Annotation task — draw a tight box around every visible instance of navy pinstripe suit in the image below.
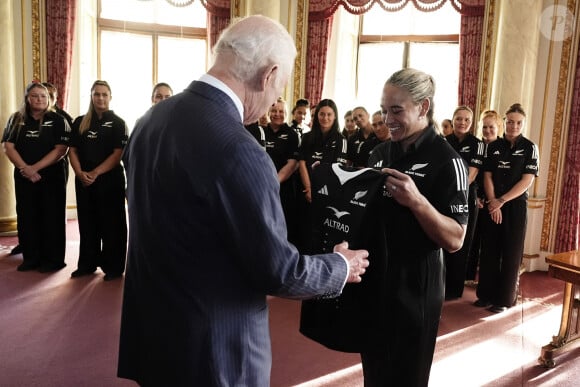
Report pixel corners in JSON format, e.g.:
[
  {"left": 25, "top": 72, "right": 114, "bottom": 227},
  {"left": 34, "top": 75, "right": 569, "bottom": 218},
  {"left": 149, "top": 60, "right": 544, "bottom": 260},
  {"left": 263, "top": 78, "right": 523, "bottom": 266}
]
[{"left": 118, "top": 80, "right": 348, "bottom": 386}]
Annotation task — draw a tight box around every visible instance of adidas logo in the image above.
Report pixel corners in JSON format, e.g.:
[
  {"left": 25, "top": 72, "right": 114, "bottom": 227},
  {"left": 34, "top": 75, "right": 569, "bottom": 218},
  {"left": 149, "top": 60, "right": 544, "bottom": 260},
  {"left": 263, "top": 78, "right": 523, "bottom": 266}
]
[
  {"left": 373, "top": 160, "right": 383, "bottom": 168},
  {"left": 317, "top": 185, "right": 329, "bottom": 195}
]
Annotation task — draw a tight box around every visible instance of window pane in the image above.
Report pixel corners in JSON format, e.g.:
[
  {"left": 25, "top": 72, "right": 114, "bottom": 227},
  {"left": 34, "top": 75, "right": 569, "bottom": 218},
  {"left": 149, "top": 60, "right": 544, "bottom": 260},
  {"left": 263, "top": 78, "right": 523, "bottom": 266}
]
[
  {"left": 158, "top": 36, "right": 207, "bottom": 94},
  {"left": 356, "top": 42, "right": 405, "bottom": 114},
  {"left": 100, "top": 0, "right": 206, "bottom": 28},
  {"left": 362, "top": 2, "right": 460, "bottom": 35},
  {"left": 408, "top": 42, "right": 460, "bottom": 121},
  {"left": 100, "top": 30, "right": 153, "bottom": 130}
]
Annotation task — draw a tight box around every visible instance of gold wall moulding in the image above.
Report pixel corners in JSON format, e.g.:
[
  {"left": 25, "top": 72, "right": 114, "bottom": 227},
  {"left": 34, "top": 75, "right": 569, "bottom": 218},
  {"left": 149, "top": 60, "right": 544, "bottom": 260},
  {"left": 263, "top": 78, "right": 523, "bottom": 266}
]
[
  {"left": 31, "top": 0, "right": 41, "bottom": 81},
  {"left": 541, "top": 0, "right": 577, "bottom": 251}
]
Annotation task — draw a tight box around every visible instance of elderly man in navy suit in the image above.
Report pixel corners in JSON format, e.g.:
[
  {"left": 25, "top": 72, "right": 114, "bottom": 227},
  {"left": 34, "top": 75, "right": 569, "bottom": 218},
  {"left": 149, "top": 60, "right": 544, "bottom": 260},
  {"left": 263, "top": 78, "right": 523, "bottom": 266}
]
[{"left": 118, "top": 15, "right": 370, "bottom": 386}]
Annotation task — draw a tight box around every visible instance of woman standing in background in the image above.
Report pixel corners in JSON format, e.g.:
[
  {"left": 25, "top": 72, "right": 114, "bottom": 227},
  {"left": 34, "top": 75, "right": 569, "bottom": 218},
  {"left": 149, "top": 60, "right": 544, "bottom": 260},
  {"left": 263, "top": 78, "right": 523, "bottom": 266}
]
[
  {"left": 296, "top": 99, "right": 347, "bottom": 253},
  {"left": 475, "top": 103, "right": 539, "bottom": 313},
  {"left": 466, "top": 110, "right": 502, "bottom": 286},
  {"left": 443, "top": 106, "right": 484, "bottom": 299},
  {"left": 69, "top": 80, "right": 128, "bottom": 281},
  {"left": 2, "top": 82, "right": 70, "bottom": 272}
]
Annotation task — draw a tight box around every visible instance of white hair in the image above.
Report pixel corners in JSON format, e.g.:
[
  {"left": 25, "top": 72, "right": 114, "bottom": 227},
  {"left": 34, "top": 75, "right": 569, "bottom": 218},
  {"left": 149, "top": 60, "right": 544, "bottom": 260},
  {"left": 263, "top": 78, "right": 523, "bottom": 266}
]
[{"left": 212, "top": 15, "right": 296, "bottom": 87}]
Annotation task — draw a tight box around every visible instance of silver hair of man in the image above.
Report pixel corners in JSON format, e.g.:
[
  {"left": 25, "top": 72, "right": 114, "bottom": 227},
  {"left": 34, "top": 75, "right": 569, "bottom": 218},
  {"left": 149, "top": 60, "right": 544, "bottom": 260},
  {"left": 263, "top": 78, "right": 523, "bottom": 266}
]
[{"left": 212, "top": 15, "right": 297, "bottom": 89}]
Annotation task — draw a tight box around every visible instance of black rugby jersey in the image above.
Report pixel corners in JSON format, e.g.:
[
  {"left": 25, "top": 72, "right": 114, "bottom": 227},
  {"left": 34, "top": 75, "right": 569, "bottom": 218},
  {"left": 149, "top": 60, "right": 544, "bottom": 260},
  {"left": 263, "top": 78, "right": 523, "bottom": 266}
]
[
  {"left": 483, "top": 134, "right": 539, "bottom": 200},
  {"left": 367, "top": 140, "right": 392, "bottom": 168},
  {"left": 300, "top": 163, "right": 389, "bottom": 352}
]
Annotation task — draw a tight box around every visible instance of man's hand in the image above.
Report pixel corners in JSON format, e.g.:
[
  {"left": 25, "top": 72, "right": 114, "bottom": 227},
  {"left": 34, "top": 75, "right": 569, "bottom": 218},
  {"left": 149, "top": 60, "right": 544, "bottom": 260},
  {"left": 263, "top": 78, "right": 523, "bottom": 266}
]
[{"left": 334, "top": 241, "right": 369, "bottom": 283}]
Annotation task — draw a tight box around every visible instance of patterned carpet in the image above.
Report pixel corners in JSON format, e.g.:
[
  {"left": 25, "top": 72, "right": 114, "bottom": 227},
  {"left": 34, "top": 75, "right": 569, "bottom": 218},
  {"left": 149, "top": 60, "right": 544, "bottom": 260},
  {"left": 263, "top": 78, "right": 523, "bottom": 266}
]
[{"left": 1, "top": 222, "right": 579, "bottom": 386}]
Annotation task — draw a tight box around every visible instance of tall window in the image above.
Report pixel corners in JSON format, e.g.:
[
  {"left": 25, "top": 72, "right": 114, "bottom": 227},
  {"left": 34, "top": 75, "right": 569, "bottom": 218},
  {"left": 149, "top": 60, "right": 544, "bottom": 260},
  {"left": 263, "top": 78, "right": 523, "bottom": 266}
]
[
  {"left": 325, "top": 3, "right": 460, "bottom": 125},
  {"left": 97, "top": 0, "right": 208, "bottom": 129}
]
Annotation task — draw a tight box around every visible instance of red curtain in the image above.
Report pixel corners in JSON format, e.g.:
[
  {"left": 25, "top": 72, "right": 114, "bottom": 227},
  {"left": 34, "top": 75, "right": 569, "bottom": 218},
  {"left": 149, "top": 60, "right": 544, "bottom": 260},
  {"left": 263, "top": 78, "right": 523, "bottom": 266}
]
[
  {"left": 304, "top": 17, "right": 334, "bottom": 106},
  {"left": 201, "top": 0, "right": 230, "bottom": 48},
  {"left": 306, "top": 0, "right": 484, "bottom": 109},
  {"left": 45, "top": 0, "right": 76, "bottom": 110},
  {"left": 554, "top": 50, "right": 580, "bottom": 252},
  {"left": 457, "top": 2, "right": 485, "bottom": 108}
]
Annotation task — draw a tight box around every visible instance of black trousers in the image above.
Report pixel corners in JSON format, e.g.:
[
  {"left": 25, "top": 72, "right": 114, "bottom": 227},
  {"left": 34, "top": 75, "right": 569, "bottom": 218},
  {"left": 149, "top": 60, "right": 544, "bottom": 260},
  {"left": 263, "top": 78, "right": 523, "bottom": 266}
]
[
  {"left": 477, "top": 200, "right": 527, "bottom": 307},
  {"left": 444, "top": 184, "right": 479, "bottom": 298},
  {"left": 75, "top": 168, "right": 127, "bottom": 275},
  {"left": 466, "top": 202, "right": 486, "bottom": 281},
  {"left": 361, "top": 252, "right": 444, "bottom": 387},
  {"left": 14, "top": 171, "right": 66, "bottom": 267}
]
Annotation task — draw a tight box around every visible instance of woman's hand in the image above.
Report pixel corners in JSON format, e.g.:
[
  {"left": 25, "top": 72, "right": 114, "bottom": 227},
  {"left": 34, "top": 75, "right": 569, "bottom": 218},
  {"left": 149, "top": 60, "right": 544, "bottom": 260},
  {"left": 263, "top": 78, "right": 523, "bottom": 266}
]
[
  {"left": 78, "top": 171, "right": 96, "bottom": 187},
  {"left": 19, "top": 165, "right": 41, "bottom": 183},
  {"left": 487, "top": 197, "right": 505, "bottom": 213},
  {"left": 303, "top": 187, "right": 312, "bottom": 203}
]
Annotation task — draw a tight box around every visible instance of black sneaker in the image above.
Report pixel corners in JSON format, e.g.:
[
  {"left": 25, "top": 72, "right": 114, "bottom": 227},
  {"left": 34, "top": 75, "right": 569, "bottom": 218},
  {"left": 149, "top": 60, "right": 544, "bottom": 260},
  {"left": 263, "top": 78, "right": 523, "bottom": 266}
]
[
  {"left": 103, "top": 273, "right": 123, "bottom": 281},
  {"left": 488, "top": 305, "right": 508, "bottom": 313},
  {"left": 473, "top": 299, "right": 491, "bottom": 307},
  {"left": 71, "top": 268, "right": 97, "bottom": 278},
  {"left": 10, "top": 245, "right": 22, "bottom": 255}
]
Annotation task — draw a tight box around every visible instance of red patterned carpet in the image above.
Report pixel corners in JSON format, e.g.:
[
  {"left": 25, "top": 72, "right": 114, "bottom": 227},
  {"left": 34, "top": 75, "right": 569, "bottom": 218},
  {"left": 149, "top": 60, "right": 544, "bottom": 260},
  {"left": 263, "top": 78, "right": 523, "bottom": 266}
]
[{"left": 0, "top": 221, "right": 579, "bottom": 386}]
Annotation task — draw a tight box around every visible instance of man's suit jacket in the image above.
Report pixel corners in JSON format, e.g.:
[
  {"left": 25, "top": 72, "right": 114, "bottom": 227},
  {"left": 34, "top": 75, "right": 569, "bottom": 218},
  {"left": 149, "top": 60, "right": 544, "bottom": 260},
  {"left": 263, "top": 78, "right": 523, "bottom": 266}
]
[{"left": 117, "top": 80, "right": 348, "bottom": 386}]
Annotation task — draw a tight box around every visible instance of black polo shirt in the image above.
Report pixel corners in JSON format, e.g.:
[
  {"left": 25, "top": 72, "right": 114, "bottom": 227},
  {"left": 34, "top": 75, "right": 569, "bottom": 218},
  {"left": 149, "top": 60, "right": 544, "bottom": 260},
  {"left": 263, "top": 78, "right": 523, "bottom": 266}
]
[
  {"left": 4, "top": 111, "right": 70, "bottom": 178},
  {"left": 264, "top": 123, "right": 299, "bottom": 172},
  {"left": 383, "top": 126, "right": 469, "bottom": 255},
  {"left": 347, "top": 130, "right": 381, "bottom": 168},
  {"left": 71, "top": 110, "right": 127, "bottom": 171},
  {"left": 445, "top": 132, "right": 484, "bottom": 172},
  {"left": 483, "top": 135, "right": 539, "bottom": 200},
  {"left": 298, "top": 130, "right": 348, "bottom": 173},
  {"left": 244, "top": 122, "right": 266, "bottom": 149}
]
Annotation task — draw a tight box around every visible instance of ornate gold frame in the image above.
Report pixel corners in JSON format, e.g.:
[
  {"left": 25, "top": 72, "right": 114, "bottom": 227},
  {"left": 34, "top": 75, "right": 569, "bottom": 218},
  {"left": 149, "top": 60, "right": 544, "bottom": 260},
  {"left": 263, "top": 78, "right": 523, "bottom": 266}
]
[
  {"left": 541, "top": 0, "right": 578, "bottom": 251},
  {"left": 292, "top": 0, "right": 307, "bottom": 104},
  {"left": 478, "top": 0, "right": 495, "bottom": 115},
  {"left": 31, "top": 0, "right": 41, "bottom": 81}
]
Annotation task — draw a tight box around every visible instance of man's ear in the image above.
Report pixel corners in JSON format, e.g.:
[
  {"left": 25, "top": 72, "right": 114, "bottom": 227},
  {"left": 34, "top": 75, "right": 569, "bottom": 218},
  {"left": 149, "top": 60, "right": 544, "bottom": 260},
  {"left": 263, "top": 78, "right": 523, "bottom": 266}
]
[
  {"left": 420, "top": 98, "right": 430, "bottom": 117},
  {"left": 260, "top": 65, "right": 278, "bottom": 91}
]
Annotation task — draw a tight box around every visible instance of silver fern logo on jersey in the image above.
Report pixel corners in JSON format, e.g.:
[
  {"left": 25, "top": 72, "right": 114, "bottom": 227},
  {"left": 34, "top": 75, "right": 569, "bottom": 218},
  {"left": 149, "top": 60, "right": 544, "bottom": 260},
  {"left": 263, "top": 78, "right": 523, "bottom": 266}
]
[
  {"left": 406, "top": 163, "right": 428, "bottom": 177},
  {"left": 350, "top": 190, "right": 369, "bottom": 208}
]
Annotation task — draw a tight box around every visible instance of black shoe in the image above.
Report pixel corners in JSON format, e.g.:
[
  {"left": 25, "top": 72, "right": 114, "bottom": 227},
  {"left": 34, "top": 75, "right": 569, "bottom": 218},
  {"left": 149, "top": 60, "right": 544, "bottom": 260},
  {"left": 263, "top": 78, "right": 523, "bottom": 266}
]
[
  {"left": 10, "top": 245, "right": 22, "bottom": 255},
  {"left": 37, "top": 262, "right": 66, "bottom": 273},
  {"left": 71, "top": 268, "right": 97, "bottom": 278},
  {"left": 17, "top": 262, "right": 40, "bottom": 272},
  {"left": 488, "top": 305, "right": 508, "bottom": 313},
  {"left": 473, "top": 299, "right": 491, "bottom": 307},
  {"left": 103, "top": 273, "right": 123, "bottom": 281}
]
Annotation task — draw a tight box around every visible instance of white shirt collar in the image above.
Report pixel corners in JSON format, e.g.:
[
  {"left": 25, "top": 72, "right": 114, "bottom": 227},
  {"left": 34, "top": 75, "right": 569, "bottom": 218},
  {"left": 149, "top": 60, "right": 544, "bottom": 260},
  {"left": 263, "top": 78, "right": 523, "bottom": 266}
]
[{"left": 198, "top": 74, "right": 244, "bottom": 122}]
